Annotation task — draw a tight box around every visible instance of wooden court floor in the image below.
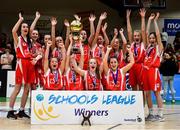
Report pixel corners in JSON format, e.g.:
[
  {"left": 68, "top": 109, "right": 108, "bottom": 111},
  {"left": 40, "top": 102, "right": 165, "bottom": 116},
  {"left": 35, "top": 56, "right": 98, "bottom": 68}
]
[{"left": 0, "top": 101, "right": 180, "bottom": 130}]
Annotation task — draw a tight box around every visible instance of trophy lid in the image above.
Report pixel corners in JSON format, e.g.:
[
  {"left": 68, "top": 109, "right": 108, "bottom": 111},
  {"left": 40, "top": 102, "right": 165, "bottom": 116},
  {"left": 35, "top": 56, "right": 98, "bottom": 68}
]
[{"left": 70, "top": 20, "right": 83, "bottom": 32}]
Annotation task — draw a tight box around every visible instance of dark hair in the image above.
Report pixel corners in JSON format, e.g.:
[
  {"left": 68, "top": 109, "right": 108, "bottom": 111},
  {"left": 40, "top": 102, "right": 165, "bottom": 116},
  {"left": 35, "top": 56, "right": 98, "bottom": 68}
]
[
  {"left": 32, "top": 29, "right": 40, "bottom": 39},
  {"left": 21, "top": 22, "right": 32, "bottom": 49},
  {"left": 80, "top": 30, "right": 88, "bottom": 45},
  {"left": 49, "top": 57, "right": 59, "bottom": 71},
  {"left": 149, "top": 32, "right": 157, "bottom": 39},
  {"left": 111, "top": 38, "right": 122, "bottom": 50},
  {"left": 108, "top": 55, "right": 118, "bottom": 64},
  {"left": 27, "top": 34, "right": 32, "bottom": 49},
  {"left": 83, "top": 39, "right": 88, "bottom": 45},
  {"left": 165, "top": 43, "right": 175, "bottom": 54},
  {"left": 55, "top": 36, "right": 64, "bottom": 47},
  {"left": 33, "top": 29, "right": 41, "bottom": 44}
]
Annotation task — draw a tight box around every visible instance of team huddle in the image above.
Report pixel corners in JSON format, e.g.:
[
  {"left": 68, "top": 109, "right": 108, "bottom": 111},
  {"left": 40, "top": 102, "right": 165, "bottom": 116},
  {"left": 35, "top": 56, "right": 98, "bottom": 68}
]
[{"left": 7, "top": 9, "right": 164, "bottom": 121}]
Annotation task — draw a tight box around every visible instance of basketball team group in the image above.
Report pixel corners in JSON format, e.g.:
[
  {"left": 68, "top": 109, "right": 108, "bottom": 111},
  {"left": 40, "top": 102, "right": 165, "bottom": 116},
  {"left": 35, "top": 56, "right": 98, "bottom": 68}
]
[{"left": 7, "top": 8, "right": 165, "bottom": 122}]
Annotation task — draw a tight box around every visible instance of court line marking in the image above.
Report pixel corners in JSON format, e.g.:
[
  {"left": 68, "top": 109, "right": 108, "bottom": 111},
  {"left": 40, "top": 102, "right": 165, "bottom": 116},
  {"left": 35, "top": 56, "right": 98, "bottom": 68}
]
[{"left": 107, "top": 124, "right": 122, "bottom": 130}]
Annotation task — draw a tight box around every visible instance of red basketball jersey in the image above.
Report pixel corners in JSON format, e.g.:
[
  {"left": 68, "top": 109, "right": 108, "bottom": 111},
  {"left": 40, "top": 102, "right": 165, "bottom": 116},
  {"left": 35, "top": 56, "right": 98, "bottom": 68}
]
[
  {"left": 52, "top": 48, "right": 63, "bottom": 66},
  {"left": 144, "top": 45, "right": 161, "bottom": 68},
  {"left": 83, "top": 44, "right": 90, "bottom": 70},
  {"left": 16, "top": 36, "right": 31, "bottom": 59},
  {"left": 44, "top": 69, "right": 63, "bottom": 90},
  {"left": 130, "top": 42, "right": 145, "bottom": 63},
  {"left": 109, "top": 49, "right": 125, "bottom": 68},
  {"left": 84, "top": 71, "right": 102, "bottom": 90},
  {"left": 106, "top": 68, "right": 125, "bottom": 91},
  {"left": 90, "top": 44, "right": 104, "bottom": 65},
  {"left": 65, "top": 68, "right": 84, "bottom": 90}
]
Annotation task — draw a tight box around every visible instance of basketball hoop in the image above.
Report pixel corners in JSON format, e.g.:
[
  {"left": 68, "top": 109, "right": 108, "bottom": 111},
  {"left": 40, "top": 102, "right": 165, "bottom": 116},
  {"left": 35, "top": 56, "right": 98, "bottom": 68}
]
[{"left": 141, "top": 0, "right": 152, "bottom": 8}]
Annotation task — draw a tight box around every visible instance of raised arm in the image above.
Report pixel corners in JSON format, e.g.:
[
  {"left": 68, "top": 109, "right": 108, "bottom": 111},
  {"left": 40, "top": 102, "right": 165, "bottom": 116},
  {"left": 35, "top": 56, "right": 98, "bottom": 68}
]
[
  {"left": 126, "top": 9, "right": 133, "bottom": 44},
  {"left": 72, "top": 56, "right": 86, "bottom": 77},
  {"left": 146, "top": 13, "right": 155, "bottom": 46},
  {"left": 30, "top": 11, "right": 40, "bottom": 35},
  {"left": 65, "top": 34, "right": 73, "bottom": 72},
  {"left": 44, "top": 40, "right": 52, "bottom": 73},
  {"left": 110, "top": 28, "right": 118, "bottom": 46},
  {"left": 64, "top": 19, "right": 70, "bottom": 50},
  {"left": 88, "top": 14, "right": 96, "bottom": 45},
  {"left": 74, "top": 14, "right": 81, "bottom": 21},
  {"left": 91, "top": 12, "right": 107, "bottom": 48},
  {"left": 99, "top": 44, "right": 105, "bottom": 60},
  {"left": 121, "top": 48, "right": 134, "bottom": 75},
  {"left": 103, "top": 45, "right": 112, "bottom": 75},
  {"left": 51, "top": 17, "right": 57, "bottom": 50},
  {"left": 102, "top": 22, "right": 109, "bottom": 47},
  {"left": 12, "top": 13, "right": 24, "bottom": 47},
  {"left": 139, "top": 8, "right": 146, "bottom": 46},
  {"left": 79, "top": 43, "right": 84, "bottom": 69},
  {"left": 59, "top": 43, "right": 66, "bottom": 74},
  {"left": 154, "top": 12, "right": 164, "bottom": 53},
  {"left": 119, "top": 28, "right": 127, "bottom": 54}
]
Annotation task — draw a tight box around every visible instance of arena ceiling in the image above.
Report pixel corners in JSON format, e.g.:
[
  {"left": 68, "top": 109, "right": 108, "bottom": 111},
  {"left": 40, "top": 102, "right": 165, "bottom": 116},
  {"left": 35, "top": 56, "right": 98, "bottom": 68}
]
[{"left": 0, "top": 0, "right": 116, "bottom": 15}]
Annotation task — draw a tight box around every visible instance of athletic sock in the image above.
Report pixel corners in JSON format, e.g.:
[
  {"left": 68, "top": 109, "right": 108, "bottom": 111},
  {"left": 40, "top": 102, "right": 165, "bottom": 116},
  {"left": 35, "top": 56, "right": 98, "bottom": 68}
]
[
  {"left": 149, "top": 108, "right": 153, "bottom": 115},
  {"left": 158, "top": 108, "right": 163, "bottom": 117},
  {"left": 19, "top": 107, "right": 24, "bottom": 111}
]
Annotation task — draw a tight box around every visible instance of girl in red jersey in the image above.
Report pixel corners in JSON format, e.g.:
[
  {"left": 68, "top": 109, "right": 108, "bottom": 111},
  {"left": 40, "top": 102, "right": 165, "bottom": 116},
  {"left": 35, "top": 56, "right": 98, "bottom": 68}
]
[
  {"left": 64, "top": 35, "right": 84, "bottom": 90},
  {"left": 52, "top": 19, "right": 70, "bottom": 65},
  {"left": 103, "top": 45, "right": 134, "bottom": 91},
  {"left": 52, "top": 36, "right": 64, "bottom": 65},
  {"left": 41, "top": 17, "right": 57, "bottom": 59},
  {"left": 79, "top": 14, "right": 96, "bottom": 70},
  {"left": 90, "top": 12, "right": 108, "bottom": 65},
  {"left": 110, "top": 28, "right": 127, "bottom": 68},
  {"left": 73, "top": 14, "right": 95, "bottom": 46},
  {"left": 72, "top": 56, "right": 103, "bottom": 91},
  {"left": 126, "top": 9, "right": 146, "bottom": 90},
  {"left": 43, "top": 40, "right": 66, "bottom": 90},
  {"left": 69, "top": 14, "right": 95, "bottom": 70},
  {"left": 29, "top": 11, "right": 44, "bottom": 89},
  {"left": 143, "top": 13, "right": 164, "bottom": 121},
  {"left": 7, "top": 13, "right": 35, "bottom": 119},
  {"left": 69, "top": 19, "right": 83, "bottom": 64}
]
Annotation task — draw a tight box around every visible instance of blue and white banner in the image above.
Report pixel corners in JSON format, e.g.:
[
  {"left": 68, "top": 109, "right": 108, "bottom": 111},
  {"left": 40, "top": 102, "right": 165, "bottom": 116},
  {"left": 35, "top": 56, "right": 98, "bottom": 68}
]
[
  {"left": 164, "top": 19, "right": 180, "bottom": 36},
  {"left": 31, "top": 91, "right": 144, "bottom": 125}
]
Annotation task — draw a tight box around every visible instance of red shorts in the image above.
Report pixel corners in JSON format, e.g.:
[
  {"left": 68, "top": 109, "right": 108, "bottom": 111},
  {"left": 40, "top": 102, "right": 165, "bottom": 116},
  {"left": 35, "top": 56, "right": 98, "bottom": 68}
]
[
  {"left": 142, "top": 67, "right": 162, "bottom": 91},
  {"left": 16, "top": 58, "right": 35, "bottom": 85},
  {"left": 129, "top": 63, "right": 143, "bottom": 88}
]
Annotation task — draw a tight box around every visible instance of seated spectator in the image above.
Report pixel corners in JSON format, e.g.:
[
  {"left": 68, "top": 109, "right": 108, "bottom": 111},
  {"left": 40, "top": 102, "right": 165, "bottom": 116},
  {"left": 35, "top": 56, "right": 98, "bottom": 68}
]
[{"left": 0, "top": 47, "right": 14, "bottom": 70}]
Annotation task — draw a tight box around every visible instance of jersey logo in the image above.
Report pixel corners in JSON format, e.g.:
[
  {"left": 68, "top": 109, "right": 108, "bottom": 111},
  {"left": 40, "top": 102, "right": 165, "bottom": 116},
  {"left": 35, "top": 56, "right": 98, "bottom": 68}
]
[{"left": 50, "top": 78, "right": 55, "bottom": 84}]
